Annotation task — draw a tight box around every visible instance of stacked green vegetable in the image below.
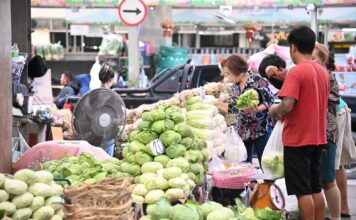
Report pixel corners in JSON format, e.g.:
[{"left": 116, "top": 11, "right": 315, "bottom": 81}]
[
  {"left": 261, "top": 153, "right": 284, "bottom": 179},
  {"left": 235, "top": 89, "right": 260, "bottom": 110},
  {"left": 185, "top": 95, "right": 228, "bottom": 157},
  {"left": 124, "top": 105, "right": 209, "bottom": 204},
  {"left": 43, "top": 153, "right": 129, "bottom": 186},
  {"left": 0, "top": 170, "right": 65, "bottom": 220},
  {"left": 232, "top": 198, "right": 284, "bottom": 220}
]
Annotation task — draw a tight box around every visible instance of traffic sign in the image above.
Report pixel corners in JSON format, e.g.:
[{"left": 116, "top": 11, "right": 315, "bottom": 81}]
[{"left": 118, "top": 0, "right": 147, "bottom": 26}]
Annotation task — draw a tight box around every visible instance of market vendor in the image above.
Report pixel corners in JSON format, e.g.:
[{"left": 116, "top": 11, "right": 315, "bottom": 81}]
[
  {"left": 54, "top": 71, "right": 79, "bottom": 109},
  {"left": 220, "top": 55, "right": 275, "bottom": 166}
]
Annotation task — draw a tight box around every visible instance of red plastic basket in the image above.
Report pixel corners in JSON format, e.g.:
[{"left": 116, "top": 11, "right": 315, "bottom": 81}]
[{"left": 212, "top": 164, "right": 257, "bottom": 189}]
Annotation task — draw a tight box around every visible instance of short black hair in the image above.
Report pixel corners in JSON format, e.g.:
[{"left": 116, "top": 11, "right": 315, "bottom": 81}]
[
  {"left": 62, "top": 71, "right": 72, "bottom": 81},
  {"left": 258, "top": 55, "right": 286, "bottom": 78},
  {"left": 287, "top": 26, "right": 316, "bottom": 54},
  {"left": 326, "top": 52, "right": 336, "bottom": 72},
  {"left": 99, "top": 63, "right": 115, "bottom": 83}
]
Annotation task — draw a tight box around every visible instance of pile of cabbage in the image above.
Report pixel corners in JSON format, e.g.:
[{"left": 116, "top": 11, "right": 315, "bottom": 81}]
[
  {"left": 124, "top": 105, "right": 209, "bottom": 203},
  {"left": 185, "top": 95, "right": 228, "bottom": 157},
  {"left": 43, "top": 153, "right": 129, "bottom": 186},
  {"left": 140, "top": 198, "right": 284, "bottom": 220},
  {"left": 0, "top": 170, "right": 64, "bottom": 220}
]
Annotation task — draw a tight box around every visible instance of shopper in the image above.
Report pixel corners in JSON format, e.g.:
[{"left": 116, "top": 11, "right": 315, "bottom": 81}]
[
  {"left": 312, "top": 43, "right": 341, "bottom": 220},
  {"left": 269, "top": 26, "right": 329, "bottom": 220},
  {"left": 220, "top": 55, "right": 274, "bottom": 165},
  {"left": 54, "top": 71, "right": 79, "bottom": 109},
  {"left": 98, "top": 63, "right": 116, "bottom": 156},
  {"left": 258, "top": 54, "right": 287, "bottom": 90}
]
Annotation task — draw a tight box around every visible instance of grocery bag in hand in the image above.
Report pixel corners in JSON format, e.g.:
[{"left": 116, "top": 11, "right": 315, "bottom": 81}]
[
  {"left": 261, "top": 121, "right": 284, "bottom": 179},
  {"left": 224, "top": 126, "right": 247, "bottom": 163}
]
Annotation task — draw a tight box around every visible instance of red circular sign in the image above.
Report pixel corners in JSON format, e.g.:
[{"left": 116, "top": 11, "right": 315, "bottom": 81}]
[{"left": 118, "top": 0, "right": 147, "bottom": 26}]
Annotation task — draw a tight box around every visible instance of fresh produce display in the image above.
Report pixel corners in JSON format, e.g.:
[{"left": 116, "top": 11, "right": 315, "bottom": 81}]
[
  {"left": 43, "top": 153, "right": 130, "bottom": 186},
  {"left": 0, "top": 170, "right": 64, "bottom": 220},
  {"left": 235, "top": 89, "right": 260, "bottom": 110},
  {"left": 185, "top": 95, "right": 228, "bottom": 157},
  {"left": 261, "top": 153, "right": 284, "bottom": 179},
  {"left": 140, "top": 198, "right": 284, "bottom": 220},
  {"left": 124, "top": 105, "right": 209, "bottom": 204}
]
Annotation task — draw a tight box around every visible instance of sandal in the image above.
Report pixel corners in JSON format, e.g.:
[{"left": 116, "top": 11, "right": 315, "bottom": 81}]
[{"left": 341, "top": 213, "right": 351, "bottom": 218}]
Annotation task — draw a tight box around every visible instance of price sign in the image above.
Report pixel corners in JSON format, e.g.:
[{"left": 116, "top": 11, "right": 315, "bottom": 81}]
[{"left": 150, "top": 139, "right": 165, "bottom": 156}]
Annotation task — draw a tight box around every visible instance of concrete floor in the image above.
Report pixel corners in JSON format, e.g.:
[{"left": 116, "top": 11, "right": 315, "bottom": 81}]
[{"left": 344, "top": 179, "right": 356, "bottom": 219}]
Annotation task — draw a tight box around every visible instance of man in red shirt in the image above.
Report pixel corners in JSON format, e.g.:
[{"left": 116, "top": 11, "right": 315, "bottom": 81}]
[{"left": 269, "top": 26, "right": 330, "bottom": 220}]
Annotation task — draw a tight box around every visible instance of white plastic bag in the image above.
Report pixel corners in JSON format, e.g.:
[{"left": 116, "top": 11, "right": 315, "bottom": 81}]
[
  {"left": 89, "top": 56, "right": 102, "bottom": 90},
  {"left": 12, "top": 130, "right": 30, "bottom": 162},
  {"left": 224, "top": 126, "right": 247, "bottom": 163},
  {"left": 261, "top": 121, "right": 284, "bottom": 179}
]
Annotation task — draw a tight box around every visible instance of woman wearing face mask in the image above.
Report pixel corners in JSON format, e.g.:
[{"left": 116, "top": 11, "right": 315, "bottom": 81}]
[
  {"left": 312, "top": 43, "right": 342, "bottom": 220},
  {"left": 220, "top": 55, "right": 275, "bottom": 165}
]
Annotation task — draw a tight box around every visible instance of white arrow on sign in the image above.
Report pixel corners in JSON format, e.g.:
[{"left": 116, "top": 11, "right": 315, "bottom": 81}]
[{"left": 118, "top": 0, "right": 147, "bottom": 26}]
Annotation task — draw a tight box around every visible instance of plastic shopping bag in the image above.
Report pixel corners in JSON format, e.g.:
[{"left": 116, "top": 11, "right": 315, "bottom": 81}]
[
  {"left": 12, "top": 130, "right": 31, "bottom": 162},
  {"left": 89, "top": 56, "right": 102, "bottom": 90},
  {"left": 224, "top": 126, "right": 247, "bottom": 163},
  {"left": 261, "top": 121, "right": 284, "bottom": 179}
]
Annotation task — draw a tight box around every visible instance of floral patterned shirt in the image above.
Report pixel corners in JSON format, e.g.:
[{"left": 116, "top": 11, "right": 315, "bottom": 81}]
[{"left": 228, "top": 72, "right": 275, "bottom": 141}]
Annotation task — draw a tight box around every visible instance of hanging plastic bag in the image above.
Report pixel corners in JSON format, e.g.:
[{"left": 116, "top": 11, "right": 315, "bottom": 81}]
[
  {"left": 12, "top": 130, "right": 31, "bottom": 162},
  {"left": 224, "top": 126, "right": 247, "bottom": 163},
  {"left": 261, "top": 121, "right": 284, "bottom": 179},
  {"left": 89, "top": 56, "right": 102, "bottom": 90}
]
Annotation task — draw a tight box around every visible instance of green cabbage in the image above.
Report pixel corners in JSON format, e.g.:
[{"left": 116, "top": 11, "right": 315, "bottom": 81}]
[
  {"left": 168, "top": 178, "right": 187, "bottom": 189},
  {"left": 207, "top": 207, "right": 235, "bottom": 220},
  {"left": 141, "top": 162, "right": 163, "bottom": 174},
  {"left": 155, "top": 178, "right": 169, "bottom": 190},
  {"left": 173, "top": 124, "right": 193, "bottom": 138},
  {"left": 186, "top": 119, "right": 215, "bottom": 129},
  {"left": 0, "top": 190, "right": 9, "bottom": 202},
  {"left": 169, "top": 112, "right": 185, "bottom": 124},
  {"left": 165, "top": 105, "right": 182, "bottom": 116},
  {"left": 262, "top": 154, "right": 284, "bottom": 178},
  {"left": 142, "top": 109, "right": 166, "bottom": 122},
  {"left": 45, "top": 196, "right": 63, "bottom": 211},
  {"left": 28, "top": 183, "right": 53, "bottom": 198},
  {"left": 254, "top": 207, "right": 284, "bottom": 220},
  {"left": 235, "top": 89, "right": 259, "bottom": 110},
  {"left": 29, "top": 196, "right": 45, "bottom": 212},
  {"left": 132, "top": 195, "right": 145, "bottom": 203},
  {"left": 55, "top": 209, "right": 64, "bottom": 218},
  {"left": 127, "top": 163, "right": 141, "bottom": 176},
  {"left": 138, "top": 121, "right": 152, "bottom": 131},
  {"left": 166, "top": 144, "right": 186, "bottom": 158},
  {"left": 138, "top": 131, "right": 158, "bottom": 144},
  {"left": 35, "top": 171, "right": 54, "bottom": 184},
  {"left": 190, "top": 163, "right": 205, "bottom": 175},
  {"left": 12, "top": 192, "right": 34, "bottom": 209},
  {"left": 194, "top": 174, "right": 204, "bottom": 186},
  {"left": 139, "top": 173, "right": 157, "bottom": 184},
  {"left": 154, "top": 155, "right": 171, "bottom": 167},
  {"left": 50, "top": 215, "right": 63, "bottom": 220},
  {"left": 0, "top": 201, "right": 16, "bottom": 216},
  {"left": 144, "top": 190, "right": 165, "bottom": 204},
  {"left": 14, "top": 169, "right": 37, "bottom": 186},
  {"left": 186, "top": 95, "right": 216, "bottom": 106},
  {"left": 11, "top": 208, "right": 32, "bottom": 220},
  {"left": 4, "top": 179, "right": 28, "bottom": 195},
  {"left": 126, "top": 153, "right": 137, "bottom": 164},
  {"left": 33, "top": 206, "right": 55, "bottom": 220},
  {"left": 122, "top": 147, "right": 130, "bottom": 158},
  {"left": 185, "top": 150, "right": 204, "bottom": 163},
  {"left": 128, "top": 141, "right": 145, "bottom": 153},
  {"left": 186, "top": 103, "right": 218, "bottom": 113},
  {"left": 132, "top": 184, "right": 148, "bottom": 196},
  {"left": 145, "top": 179, "right": 157, "bottom": 191},
  {"left": 170, "top": 204, "right": 200, "bottom": 220},
  {"left": 151, "top": 120, "right": 175, "bottom": 134},
  {"left": 159, "top": 131, "right": 182, "bottom": 147},
  {"left": 179, "top": 137, "right": 193, "bottom": 149},
  {"left": 166, "top": 158, "right": 190, "bottom": 172},
  {"left": 165, "top": 188, "right": 185, "bottom": 202},
  {"left": 135, "top": 152, "right": 153, "bottom": 165},
  {"left": 187, "top": 172, "right": 196, "bottom": 181},
  {"left": 189, "top": 127, "right": 215, "bottom": 141},
  {"left": 200, "top": 201, "right": 223, "bottom": 218},
  {"left": 162, "top": 167, "right": 182, "bottom": 180},
  {"left": 201, "top": 148, "right": 209, "bottom": 161},
  {"left": 186, "top": 179, "right": 196, "bottom": 189},
  {"left": 148, "top": 198, "right": 172, "bottom": 220},
  {"left": 185, "top": 109, "right": 217, "bottom": 121},
  {"left": 128, "top": 130, "right": 140, "bottom": 142}
]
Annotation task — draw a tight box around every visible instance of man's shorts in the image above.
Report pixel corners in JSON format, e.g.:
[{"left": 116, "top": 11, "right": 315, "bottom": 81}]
[
  {"left": 284, "top": 145, "right": 325, "bottom": 196},
  {"left": 321, "top": 141, "right": 337, "bottom": 184}
]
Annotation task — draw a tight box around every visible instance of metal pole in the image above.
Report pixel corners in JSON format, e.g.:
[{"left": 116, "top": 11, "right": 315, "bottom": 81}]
[
  {"left": 308, "top": 4, "right": 318, "bottom": 34},
  {"left": 128, "top": 26, "right": 140, "bottom": 87},
  {"left": 66, "top": 23, "right": 69, "bottom": 53}
]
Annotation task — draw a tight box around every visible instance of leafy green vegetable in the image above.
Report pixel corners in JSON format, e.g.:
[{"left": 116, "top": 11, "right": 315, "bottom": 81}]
[
  {"left": 169, "top": 112, "right": 185, "bottom": 124},
  {"left": 45, "top": 196, "right": 63, "bottom": 211},
  {"left": 186, "top": 95, "right": 216, "bottom": 106},
  {"left": 132, "top": 184, "right": 148, "bottom": 196},
  {"left": 132, "top": 195, "right": 145, "bottom": 203},
  {"left": 254, "top": 207, "right": 284, "bottom": 220},
  {"left": 141, "top": 162, "right": 164, "bottom": 174},
  {"left": 4, "top": 179, "right": 28, "bottom": 195},
  {"left": 165, "top": 188, "right": 185, "bottom": 201},
  {"left": 207, "top": 207, "right": 235, "bottom": 220},
  {"left": 151, "top": 119, "right": 175, "bottom": 134},
  {"left": 239, "top": 207, "right": 258, "bottom": 220},
  {"left": 180, "top": 137, "right": 193, "bottom": 149},
  {"left": 170, "top": 204, "right": 200, "bottom": 220},
  {"left": 29, "top": 196, "right": 45, "bottom": 212},
  {"left": 235, "top": 89, "right": 259, "bottom": 110},
  {"left": 33, "top": 206, "right": 55, "bottom": 220},
  {"left": 0, "top": 201, "right": 16, "bottom": 216},
  {"left": 139, "top": 173, "right": 157, "bottom": 184},
  {"left": 148, "top": 198, "right": 172, "bottom": 220},
  {"left": 12, "top": 192, "right": 34, "bottom": 209},
  {"left": 160, "top": 130, "right": 182, "bottom": 147},
  {"left": 173, "top": 124, "right": 193, "bottom": 138},
  {"left": 144, "top": 190, "right": 165, "bottom": 204},
  {"left": 154, "top": 178, "right": 169, "bottom": 190},
  {"left": 14, "top": 169, "right": 37, "bottom": 186},
  {"left": 168, "top": 178, "right": 187, "bottom": 189},
  {"left": 0, "top": 190, "right": 9, "bottom": 202},
  {"left": 128, "top": 141, "right": 145, "bottom": 153},
  {"left": 190, "top": 163, "right": 204, "bottom": 175},
  {"left": 137, "top": 131, "right": 158, "bottom": 144},
  {"left": 35, "top": 171, "right": 54, "bottom": 184},
  {"left": 135, "top": 152, "right": 154, "bottom": 165},
  {"left": 128, "top": 130, "right": 140, "bottom": 142},
  {"left": 200, "top": 201, "right": 223, "bottom": 218},
  {"left": 165, "top": 105, "right": 182, "bottom": 116},
  {"left": 262, "top": 153, "right": 284, "bottom": 178},
  {"left": 138, "top": 120, "right": 152, "bottom": 131},
  {"left": 145, "top": 179, "right": 158, "bottom": 191},
  {"left": 11, "top": 208, "right": 32, "bottom": 220},
  {"left": 166, "top": 158, "right": 190, "bottom": 172},
  {"left": 0, "top": 173, "right": 5, "bottom": 188},
  {"left": 28, "top": 183, "right": 53, "bottom": 198},
  {"left": 185, "top": 150, "right": 204, "bottom": 163},
  {"left": 162, "top": 167, "right": 182, "bottom": 180},
  {"left": 154, "top": 155, "right": 171, "bottom": 167},
  {"left": 166, "top": 144, "right": 186, "bottom": 158}
]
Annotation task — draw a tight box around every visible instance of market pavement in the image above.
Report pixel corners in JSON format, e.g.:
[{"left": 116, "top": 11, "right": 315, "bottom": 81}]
[{"left": 345, "top": 179, "right": 356, "bottom": 220}]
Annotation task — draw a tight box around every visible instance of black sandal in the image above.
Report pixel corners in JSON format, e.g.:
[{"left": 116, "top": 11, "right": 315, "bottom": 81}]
[{"left": 341, "top": 213, "right": 351, "bottom": 218}]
